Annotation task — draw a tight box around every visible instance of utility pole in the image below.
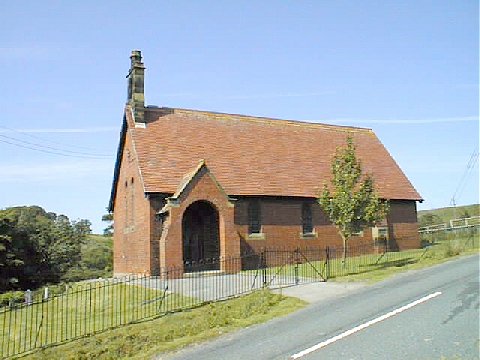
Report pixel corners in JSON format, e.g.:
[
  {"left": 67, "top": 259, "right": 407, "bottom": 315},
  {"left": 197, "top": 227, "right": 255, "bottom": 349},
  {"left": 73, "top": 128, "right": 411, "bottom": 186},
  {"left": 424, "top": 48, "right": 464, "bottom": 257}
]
[
  {"left": 450, "top": 197, "right": 457, "bottom": 225},
  {"left": 450, "top": 149, "right": 478, "bottom": 225}
]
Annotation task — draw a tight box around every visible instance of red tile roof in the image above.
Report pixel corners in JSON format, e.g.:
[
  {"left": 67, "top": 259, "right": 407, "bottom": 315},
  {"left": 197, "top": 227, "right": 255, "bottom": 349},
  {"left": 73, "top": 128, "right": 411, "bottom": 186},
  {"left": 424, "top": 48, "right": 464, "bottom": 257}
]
[{"left": 127, "top": 106, "right": 422, "bottom": 201}]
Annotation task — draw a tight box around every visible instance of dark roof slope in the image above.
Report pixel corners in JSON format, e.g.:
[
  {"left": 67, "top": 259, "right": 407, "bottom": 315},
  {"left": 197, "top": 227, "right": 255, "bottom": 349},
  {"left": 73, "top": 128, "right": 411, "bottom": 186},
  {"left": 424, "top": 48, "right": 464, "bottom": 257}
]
[{"left": 127, "top": 106, "right": 422, "bottom": 201}]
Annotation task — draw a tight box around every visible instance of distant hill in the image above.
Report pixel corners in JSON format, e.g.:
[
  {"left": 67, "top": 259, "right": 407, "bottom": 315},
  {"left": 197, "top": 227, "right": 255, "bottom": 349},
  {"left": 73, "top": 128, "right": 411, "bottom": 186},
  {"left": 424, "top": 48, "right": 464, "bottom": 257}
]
[{"left": 418, "top": 204, "right": 480, "bottom": 226}]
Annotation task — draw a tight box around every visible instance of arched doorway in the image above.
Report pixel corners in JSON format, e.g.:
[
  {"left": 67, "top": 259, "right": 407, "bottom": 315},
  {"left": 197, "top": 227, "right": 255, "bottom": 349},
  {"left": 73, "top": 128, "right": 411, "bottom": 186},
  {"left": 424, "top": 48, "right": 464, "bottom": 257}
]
[{"left": 182, "top": 201, "right": 220, "bottom": 271}]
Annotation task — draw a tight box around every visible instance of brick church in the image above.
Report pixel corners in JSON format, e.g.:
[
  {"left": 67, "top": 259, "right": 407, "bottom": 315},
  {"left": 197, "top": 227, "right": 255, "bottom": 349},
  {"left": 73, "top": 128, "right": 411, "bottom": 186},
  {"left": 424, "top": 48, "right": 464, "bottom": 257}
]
[{"left": 109, "top": 50, "right": 423, "bottom": 276}]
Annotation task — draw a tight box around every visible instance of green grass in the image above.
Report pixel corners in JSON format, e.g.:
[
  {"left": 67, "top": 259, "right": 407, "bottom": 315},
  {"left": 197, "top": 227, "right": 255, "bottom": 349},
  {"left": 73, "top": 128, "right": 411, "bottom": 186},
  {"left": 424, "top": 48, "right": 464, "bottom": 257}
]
[
  {"left": 0, "top": 282, "right": 195, "bottom": 358},
  {"left": 86, "top": 234, "right": 111, "bottom": 242},
  {"left": 22, "top": 290, "right": 306, "bottom": 360},
  {"left": 328, "top": 236, "right": 479, "bottom": 283},
  {"left": 418, "top": 204, "right": 480, "bottom": 224},
  {"left": 3, "top": 233, "right": 478, "bottom": 358},
  {"left": 255, "top": 234, "right": 479, "bottom": 284}
]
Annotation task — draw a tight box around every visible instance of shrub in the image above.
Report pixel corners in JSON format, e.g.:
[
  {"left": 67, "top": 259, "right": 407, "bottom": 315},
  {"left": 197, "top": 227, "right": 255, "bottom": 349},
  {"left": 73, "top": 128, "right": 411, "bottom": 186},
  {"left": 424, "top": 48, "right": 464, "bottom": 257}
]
[
  {"left": 0, "top": 290, "right": 25, "bottom": 307},
  {"left": 442, "top": 241, "right": 461, "bottom": 258}
]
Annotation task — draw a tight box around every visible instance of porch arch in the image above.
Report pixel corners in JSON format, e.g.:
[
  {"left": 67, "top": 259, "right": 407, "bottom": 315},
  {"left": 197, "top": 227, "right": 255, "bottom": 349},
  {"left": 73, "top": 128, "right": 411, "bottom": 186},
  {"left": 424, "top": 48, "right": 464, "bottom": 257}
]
[{"left": 182, "top": 200, "right": 220, "bottom": 271}]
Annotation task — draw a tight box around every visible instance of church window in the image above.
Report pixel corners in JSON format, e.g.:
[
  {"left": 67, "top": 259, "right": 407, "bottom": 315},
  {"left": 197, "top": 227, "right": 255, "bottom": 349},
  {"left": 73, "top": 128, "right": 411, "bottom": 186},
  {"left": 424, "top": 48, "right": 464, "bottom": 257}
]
[
  {"left": 302, "top": 203, "right": 313, "bottom": 234},
  {"left": 248, "top": 200, "right": 261, "bottom": 234}
]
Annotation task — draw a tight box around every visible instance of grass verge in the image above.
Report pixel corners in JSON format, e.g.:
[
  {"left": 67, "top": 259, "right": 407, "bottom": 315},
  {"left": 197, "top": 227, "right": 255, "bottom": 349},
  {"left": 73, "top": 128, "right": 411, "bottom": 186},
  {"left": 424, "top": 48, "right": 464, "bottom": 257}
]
[
  {"left": 22, "top": 290, "right": 306, "bottom": 360},
  {"left": 332, "top": 239, "right": 479, "bottom": 283},
  {"left": 1, "top": 283, "right": 195, "bottom": 358},
  {"left": 253, "top": 235, "right": 479, "bottom": 285},
  {"left": 8, "top": 234, "right": 479, "bottom": 358}
]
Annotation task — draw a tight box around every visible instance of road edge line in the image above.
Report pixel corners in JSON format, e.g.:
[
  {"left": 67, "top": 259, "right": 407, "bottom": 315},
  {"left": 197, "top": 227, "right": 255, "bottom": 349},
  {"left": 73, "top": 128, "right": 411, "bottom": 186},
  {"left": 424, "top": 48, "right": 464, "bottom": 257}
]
[{"left": 290, "top": 291, "right": 442, "bottom": 359}]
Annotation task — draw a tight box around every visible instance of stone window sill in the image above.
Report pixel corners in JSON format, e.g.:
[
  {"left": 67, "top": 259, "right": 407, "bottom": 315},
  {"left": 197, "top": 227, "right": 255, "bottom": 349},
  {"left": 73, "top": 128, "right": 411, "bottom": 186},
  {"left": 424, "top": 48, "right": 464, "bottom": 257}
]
[
  {"left": 300, "top": 231, "right": 317, "bottom": 240},
  {"left": 123, "top": 225, "right": 136, "bottom": 234},
  {"left": 248, "top": 233, "right": 266, "bottom": 240}
]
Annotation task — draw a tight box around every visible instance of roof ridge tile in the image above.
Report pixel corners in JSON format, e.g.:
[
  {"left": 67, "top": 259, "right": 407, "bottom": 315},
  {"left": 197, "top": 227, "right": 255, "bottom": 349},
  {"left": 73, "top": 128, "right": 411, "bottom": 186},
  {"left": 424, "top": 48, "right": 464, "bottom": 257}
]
[{"left": 145, "top": 106, "right": 373, "bottom": 133}]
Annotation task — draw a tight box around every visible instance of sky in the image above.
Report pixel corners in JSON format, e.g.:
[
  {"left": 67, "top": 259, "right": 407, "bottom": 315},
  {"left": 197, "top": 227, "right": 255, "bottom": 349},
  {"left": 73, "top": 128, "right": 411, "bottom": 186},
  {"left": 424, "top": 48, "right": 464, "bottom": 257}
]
[{"left": 0, "top": 1, "right": 478, "bottom": 233}]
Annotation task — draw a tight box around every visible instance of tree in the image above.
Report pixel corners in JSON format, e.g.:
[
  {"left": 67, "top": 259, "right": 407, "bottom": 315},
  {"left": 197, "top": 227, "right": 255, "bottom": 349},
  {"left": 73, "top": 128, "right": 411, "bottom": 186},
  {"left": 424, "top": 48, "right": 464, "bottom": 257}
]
[
  {"left": 0, "top": 218, "right": 24, "bottom": 292},
  {"left": 319, "top": 137, "right": 389, "bottom": 261},
  {"left": 0, "top": 206, "right": 90, "bottom": 291},
  {"left": 102, "top": 211, "right": 113, "bottom": 236},
  {"left": 73, "top": 219, "right": 92, "bottom": 236},
  {"left": 2, "top": 206, "right": 50, "bottom": 288},
  {"left": 48, "top": 214, "right": 85, "bottom": 278}
]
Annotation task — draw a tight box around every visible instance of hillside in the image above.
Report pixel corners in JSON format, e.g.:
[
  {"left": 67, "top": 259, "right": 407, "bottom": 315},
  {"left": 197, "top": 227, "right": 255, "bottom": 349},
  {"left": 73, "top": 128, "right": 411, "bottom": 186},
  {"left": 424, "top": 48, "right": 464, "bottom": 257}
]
[
  {"left": 58, "top": 234, "right": 113, "bottom": 282},
  {"left": 80, "top": 234, "right": 113, "bottom": 276},
  {"left": 418, "top": 204, "right": 480, "bottom": 226}
]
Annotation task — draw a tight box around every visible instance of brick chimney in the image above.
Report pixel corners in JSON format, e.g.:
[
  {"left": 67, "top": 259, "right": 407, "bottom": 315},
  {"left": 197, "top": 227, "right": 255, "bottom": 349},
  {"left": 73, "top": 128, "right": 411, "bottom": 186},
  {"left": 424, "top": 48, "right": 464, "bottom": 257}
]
[{"left": 127, "top": 50, "right": 145, "bottom": 123}]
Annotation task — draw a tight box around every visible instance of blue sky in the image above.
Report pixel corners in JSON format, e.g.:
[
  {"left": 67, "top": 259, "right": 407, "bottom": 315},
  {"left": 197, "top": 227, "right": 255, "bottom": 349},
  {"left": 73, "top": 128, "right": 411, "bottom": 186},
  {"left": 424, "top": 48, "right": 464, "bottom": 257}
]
[{"left": 0, "top": 1, "right": 478, "bottom": 233}]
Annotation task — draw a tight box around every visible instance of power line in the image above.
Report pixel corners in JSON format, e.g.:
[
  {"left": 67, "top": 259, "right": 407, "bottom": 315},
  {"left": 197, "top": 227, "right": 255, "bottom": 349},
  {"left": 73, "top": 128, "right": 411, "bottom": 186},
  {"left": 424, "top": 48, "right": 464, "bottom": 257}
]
[
  {"left": 0, "top": 133, "right": 113, "bottom": 158},
  {"left": 0, "top": 136, "right": 113, "bottom": 159},
  {"left": 450, "top": 149, "right": 479, "bottom": 207},
  {"left": 0, "top": 124, "right": 113, "bottom": 155}
]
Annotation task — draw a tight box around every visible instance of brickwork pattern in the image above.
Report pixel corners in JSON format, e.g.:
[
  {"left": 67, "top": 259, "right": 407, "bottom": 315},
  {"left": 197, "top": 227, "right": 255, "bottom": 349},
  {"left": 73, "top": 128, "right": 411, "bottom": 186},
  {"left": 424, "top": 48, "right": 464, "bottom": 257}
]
[
  {"left": 112, "top": 109, "right": 420, "bottom": 275},
  {"left": 111, "top": 53, "right": 422, "bottom": 275},
  {"left": 234, "top": 198, "right": 389, "bottom": 254},
  {"left": 113, "top": 130, "right": 153, "bottom": 275},
  {"left": 387, "top": 200, "right": 419, "bottom": 250},
  {"left": 158, "top": 165, "right": 239, "bottom": 274}
]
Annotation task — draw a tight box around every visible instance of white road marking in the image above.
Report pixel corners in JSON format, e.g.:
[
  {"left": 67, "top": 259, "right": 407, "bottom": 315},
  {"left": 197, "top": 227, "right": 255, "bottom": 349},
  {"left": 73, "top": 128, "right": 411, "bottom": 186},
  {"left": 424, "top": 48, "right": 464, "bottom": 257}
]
[{"left": 291, "top": 291, "right": 442, "bottom": 359}]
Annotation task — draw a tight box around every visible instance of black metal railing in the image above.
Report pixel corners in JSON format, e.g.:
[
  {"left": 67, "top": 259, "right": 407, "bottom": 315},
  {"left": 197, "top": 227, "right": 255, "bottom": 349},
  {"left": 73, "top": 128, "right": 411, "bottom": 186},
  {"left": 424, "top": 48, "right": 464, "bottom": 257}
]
[{"left": 1, "top": 230, "right": 478, "bottom": 358}]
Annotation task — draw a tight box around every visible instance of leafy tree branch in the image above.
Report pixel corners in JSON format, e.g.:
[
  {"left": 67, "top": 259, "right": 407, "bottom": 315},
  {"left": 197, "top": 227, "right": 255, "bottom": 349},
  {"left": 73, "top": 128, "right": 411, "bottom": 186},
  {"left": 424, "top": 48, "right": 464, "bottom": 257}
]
[{"left": 319, "top": 136, "right": 389, "bottom": 260}]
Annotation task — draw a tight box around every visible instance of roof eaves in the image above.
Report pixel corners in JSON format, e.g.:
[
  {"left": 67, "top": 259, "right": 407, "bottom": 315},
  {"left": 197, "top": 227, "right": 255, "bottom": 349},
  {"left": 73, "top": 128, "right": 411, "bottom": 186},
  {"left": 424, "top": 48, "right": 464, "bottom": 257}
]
[
  {"left": 170, "top": 159, "right": 206, "bottom": 200},
  {"left": 169, "top": 159, "right": 235, "bottom": 204},
  {"left": 372, "top": 134, "right": 423, "bottom": 201},
  {"left": 128, "top": 106, "right": 148, "bottom": 197},
  {"left": 108, "top": 114, "right": 128, "bottom": 212}
]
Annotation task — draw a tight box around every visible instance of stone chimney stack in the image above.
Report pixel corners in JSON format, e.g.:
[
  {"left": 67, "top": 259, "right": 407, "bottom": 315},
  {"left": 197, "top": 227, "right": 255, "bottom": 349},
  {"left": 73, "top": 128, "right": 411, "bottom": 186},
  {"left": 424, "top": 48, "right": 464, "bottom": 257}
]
[{"left": 127, "top": 50, "right": 145, "bottom": 123}]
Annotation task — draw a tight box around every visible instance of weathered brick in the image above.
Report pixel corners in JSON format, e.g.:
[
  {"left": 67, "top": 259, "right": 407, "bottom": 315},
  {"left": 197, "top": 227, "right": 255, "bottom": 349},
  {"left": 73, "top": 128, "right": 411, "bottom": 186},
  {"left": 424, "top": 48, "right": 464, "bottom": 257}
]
[{"left": 111, "top": 51, "right": 422, "bottom": 275}]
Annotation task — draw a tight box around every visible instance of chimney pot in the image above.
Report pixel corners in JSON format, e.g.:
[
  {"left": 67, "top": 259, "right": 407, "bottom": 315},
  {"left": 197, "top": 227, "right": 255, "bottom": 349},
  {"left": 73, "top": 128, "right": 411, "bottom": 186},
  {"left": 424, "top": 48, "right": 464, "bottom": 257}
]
[
  {"left": 130, "top": 50, "right": 142, "bottom": 66},
  {"left": 127, "top": 50, "right": 145, "bottom": 123}
]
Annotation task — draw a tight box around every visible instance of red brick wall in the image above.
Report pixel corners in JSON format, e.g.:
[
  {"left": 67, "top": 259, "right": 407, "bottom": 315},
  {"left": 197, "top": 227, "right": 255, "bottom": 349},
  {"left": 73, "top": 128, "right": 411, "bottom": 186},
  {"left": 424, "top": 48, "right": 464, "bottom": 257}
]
[
  {"left": 235, "top": 198, "right": 364, "bottom": 252},
  {"left": 158, "top": 166, "right": 240, "bottom": 273},
  {"left": 114, "top": 162, "right": 420, "bottom": 273},
  {"left": 113, "top": 130, "right": 153, "bottom": 276},
  {"left": 387, "top": 200, "right": 420, "bottom": 250},
  {"left": 234, "top": 197, "right": 420, "bottom": 253},
  {"left": 149, "top": 195, "right": 167, "bottom": 275}
]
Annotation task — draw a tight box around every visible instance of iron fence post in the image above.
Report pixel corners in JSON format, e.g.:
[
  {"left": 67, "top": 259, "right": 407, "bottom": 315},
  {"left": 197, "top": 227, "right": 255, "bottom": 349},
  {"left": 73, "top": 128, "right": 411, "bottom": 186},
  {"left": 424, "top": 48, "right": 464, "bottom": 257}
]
[
  {"left": 294, "top": 248, "right": 299, "bottom": 285},
  {"left": 261, "top": 249, "right": 267, "bottom": 287},
  {"left": 325, "top": 246, "right": 330, "bottom": 281}
]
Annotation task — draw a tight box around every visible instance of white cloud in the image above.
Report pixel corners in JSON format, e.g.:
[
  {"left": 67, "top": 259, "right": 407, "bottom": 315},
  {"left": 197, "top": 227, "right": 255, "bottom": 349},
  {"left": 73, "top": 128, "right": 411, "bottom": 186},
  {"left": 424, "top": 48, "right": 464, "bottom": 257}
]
[
  {"left": 162, "top": 91, "right": 335, "bottom": 100},
  {"left": 218, "top": 91, "right": 335, "bottom": 100},
  {"left": 324, "top": 116, "right": 478, "bottom": 125}
]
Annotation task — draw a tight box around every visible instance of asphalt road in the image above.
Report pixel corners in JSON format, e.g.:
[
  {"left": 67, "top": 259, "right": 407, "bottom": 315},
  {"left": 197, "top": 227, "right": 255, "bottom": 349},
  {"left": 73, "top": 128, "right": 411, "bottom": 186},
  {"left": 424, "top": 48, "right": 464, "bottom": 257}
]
[{"left": 160, "top": 254, "right": 479, "bottom": 360}]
